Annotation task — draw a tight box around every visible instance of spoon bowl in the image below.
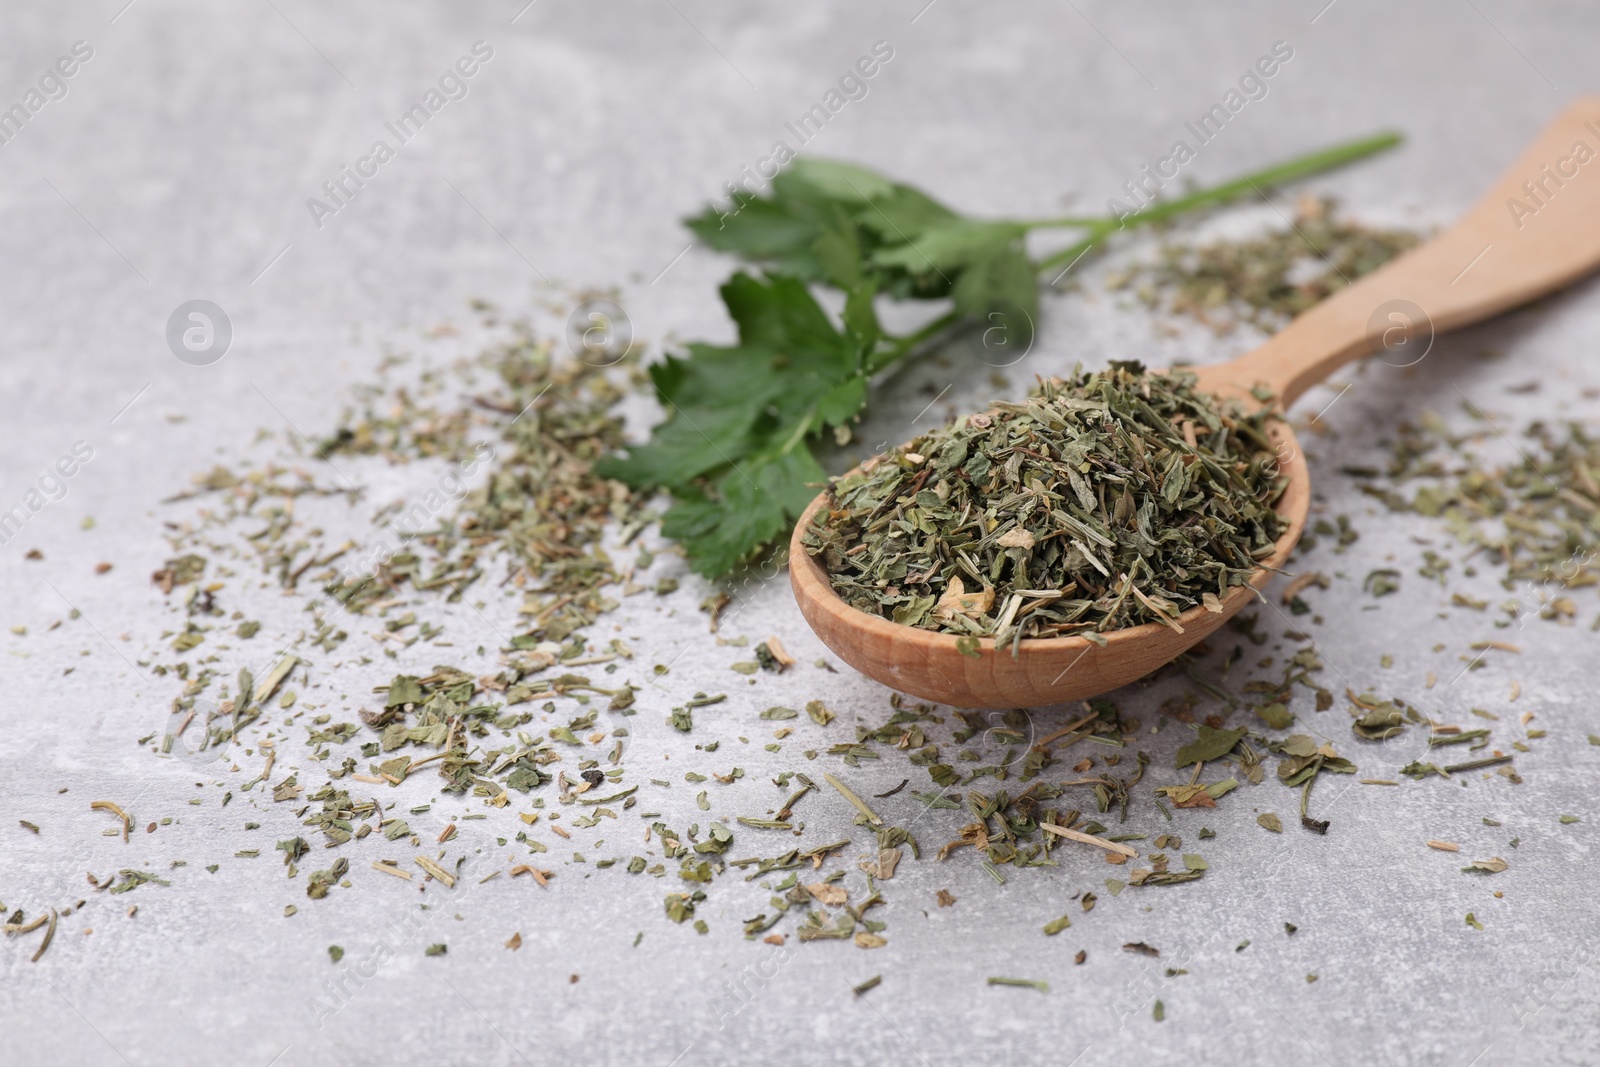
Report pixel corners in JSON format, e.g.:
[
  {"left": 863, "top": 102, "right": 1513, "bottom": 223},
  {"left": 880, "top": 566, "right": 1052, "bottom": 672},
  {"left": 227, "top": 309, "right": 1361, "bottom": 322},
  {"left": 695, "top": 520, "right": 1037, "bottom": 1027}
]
[
  {"left": 790, "top": 413, "right": 1308, "bottom": 708},
  {"left": 790, "top": 97, "right": 1600, "bottom": 708}
]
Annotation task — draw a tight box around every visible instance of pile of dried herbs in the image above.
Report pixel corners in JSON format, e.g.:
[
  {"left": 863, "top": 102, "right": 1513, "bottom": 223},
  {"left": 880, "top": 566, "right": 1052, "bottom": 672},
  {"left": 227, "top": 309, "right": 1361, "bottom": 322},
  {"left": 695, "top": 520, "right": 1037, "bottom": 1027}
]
[
  {"left": 804, "top": 362, "right": 1286, "bottom": 644},
  {"left": 321, "top": 318, "right": 645, "bottom": 642}
]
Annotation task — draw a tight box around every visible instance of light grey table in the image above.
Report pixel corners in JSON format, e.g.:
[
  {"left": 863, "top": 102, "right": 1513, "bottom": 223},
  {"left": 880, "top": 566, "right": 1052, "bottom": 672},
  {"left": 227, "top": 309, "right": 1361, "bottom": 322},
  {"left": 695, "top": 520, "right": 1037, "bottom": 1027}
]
[{"left": 3, "top": 2, "right": 1598, "bottom": 1064}]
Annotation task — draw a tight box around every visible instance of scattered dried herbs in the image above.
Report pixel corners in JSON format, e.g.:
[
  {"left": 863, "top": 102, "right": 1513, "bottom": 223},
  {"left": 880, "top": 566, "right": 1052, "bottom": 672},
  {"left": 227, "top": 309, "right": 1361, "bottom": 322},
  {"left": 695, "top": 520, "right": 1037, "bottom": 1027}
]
[
  {"left": 1114, "top": 195, "right": 1419, "bottom": 334},
  {"left": 28, "top": 121, "right": 1575, "bottom": 992}
]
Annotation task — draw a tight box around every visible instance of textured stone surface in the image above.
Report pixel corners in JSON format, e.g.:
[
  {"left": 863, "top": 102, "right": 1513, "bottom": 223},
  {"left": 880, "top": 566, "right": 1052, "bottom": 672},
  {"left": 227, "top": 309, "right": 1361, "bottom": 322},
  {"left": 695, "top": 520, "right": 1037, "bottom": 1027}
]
[{"left": 2, "top": 2, "right": 1598, "bottom": 1065}]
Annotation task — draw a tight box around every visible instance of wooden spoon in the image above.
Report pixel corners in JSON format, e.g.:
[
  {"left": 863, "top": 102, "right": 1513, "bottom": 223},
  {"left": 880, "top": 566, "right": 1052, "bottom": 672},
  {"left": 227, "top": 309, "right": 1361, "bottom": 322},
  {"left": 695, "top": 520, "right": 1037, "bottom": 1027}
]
[{"left": 790, "top": 97, "right": 1600, "bottom": 709}]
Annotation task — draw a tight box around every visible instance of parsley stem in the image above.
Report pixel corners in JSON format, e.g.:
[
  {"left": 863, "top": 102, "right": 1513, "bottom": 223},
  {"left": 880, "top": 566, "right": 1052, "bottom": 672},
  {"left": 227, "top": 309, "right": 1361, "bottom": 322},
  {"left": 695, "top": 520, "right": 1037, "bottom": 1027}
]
[
  {"left": 1035, "top": 231, "right": 1108, "bottom": 278},
  {"left": 1034, "top": 130, "right": 1403, "bottom": 275},
  {"left": 867, "top": 309, "right": 963, "bottom": 375},
  {"left": 1015, "top": 216, "right": 1107, "bottom": 229},
  {"left": 864, "top": 132, "right": 1404, "bottom": 383}
]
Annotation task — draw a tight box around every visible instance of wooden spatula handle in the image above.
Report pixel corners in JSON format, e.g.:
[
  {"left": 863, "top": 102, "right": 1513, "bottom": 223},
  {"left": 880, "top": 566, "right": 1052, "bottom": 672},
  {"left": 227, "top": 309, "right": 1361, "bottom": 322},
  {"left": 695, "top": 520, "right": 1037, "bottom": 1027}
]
[{"left": 1205, "top": 96, "right": 1600, "bottom": 407}]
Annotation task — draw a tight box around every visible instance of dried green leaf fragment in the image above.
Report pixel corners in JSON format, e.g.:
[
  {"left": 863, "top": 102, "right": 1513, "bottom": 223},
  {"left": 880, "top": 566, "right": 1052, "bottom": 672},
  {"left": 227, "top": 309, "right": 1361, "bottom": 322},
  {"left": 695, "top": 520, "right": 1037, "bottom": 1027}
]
[
  {"left": 1042, "top": 914, "right": 1073, "bottom": 935},
  {"left": 1176, "top": 727, "right": 1248, "bottom": 770},
  {"left": 1255, "top": 703, "right": 1293, "bottom": 730}
]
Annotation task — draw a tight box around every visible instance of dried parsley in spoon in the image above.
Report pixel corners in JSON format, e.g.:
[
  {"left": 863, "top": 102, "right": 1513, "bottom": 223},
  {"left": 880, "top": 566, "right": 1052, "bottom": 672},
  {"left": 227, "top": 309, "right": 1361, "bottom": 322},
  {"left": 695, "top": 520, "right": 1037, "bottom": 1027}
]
[{"left": 803, "top": 361, "right": 1286, "bottom": 648}]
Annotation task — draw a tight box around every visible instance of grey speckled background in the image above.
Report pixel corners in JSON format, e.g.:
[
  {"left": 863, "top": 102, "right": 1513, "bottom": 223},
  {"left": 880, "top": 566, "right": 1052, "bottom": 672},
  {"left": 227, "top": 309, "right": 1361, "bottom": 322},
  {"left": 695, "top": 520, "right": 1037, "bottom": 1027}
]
[{"left": 2, "top": 2, "right": 1599, "bottom": 1065}]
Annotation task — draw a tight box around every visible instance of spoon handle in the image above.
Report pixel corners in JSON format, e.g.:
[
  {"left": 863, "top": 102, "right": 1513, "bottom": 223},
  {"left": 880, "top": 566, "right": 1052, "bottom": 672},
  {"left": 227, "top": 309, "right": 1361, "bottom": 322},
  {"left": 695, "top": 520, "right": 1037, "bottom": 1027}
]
[{"left": 1207, "top": 96, "right": 1600, "bottom": 408}]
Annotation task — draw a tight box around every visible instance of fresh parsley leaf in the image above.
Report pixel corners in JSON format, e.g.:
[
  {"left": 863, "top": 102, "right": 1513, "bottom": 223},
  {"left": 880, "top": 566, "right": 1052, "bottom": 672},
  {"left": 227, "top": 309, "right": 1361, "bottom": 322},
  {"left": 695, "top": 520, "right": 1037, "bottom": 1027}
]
[
  {"left": 687, "top": 159, "right": 968, "bottom": 303},
  {"left": 657, "top": 455, "right": 820, "bottom": 579},
  {"left": 596, "top": 272, "right": 882, "bottom": 576},
  {"left": 689, "top": 159, "right": 1038, "bottom": 350}
]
